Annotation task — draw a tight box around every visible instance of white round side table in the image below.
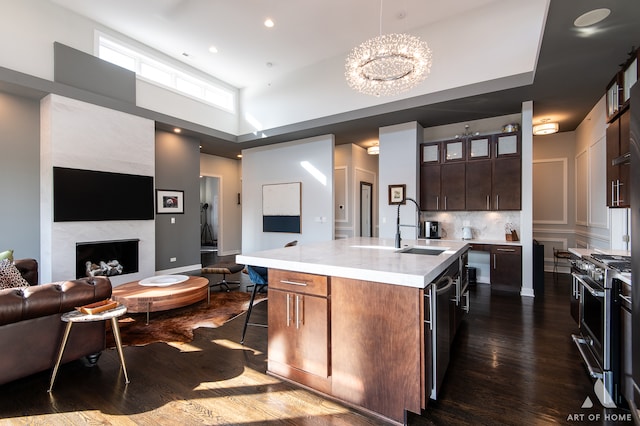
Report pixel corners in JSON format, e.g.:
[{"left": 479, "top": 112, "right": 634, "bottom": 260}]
[{"left": 48, "top": 304, "right": 130, "bottom": 392}]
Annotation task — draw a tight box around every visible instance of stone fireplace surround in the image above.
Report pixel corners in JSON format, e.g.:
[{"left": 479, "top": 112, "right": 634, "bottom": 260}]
[{"left": 40, "top": 94, "right": 156, "bottom": 286}]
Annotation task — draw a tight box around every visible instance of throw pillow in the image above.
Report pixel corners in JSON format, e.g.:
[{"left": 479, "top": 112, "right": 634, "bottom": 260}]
[
  {"left": 0, "top": 259, "right": 29, "bottom": 289},
  {"left": 0, "top": 249, "right": 13, "bottom": 262}
]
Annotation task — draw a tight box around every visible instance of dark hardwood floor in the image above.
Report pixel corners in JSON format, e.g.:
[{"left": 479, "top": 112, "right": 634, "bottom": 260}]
[{"left": 0, "top": 270, "right": 632, "bottom": 425}]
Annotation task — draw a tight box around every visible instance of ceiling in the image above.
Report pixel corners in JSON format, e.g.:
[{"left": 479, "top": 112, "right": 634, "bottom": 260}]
[{"left": 47, "top": 0, "right": 640, "bottom": 158}]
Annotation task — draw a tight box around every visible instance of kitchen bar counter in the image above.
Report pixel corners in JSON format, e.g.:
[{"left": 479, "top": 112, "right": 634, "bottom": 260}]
[
  {"left": 236, "top": 237, "right": 470, "bottom": 424},
  {"left": 236, "top": 237, "right": 469, "bottom": 288}
]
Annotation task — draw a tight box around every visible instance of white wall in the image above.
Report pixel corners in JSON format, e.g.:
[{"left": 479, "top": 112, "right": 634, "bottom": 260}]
[
  {"left": 378, "top": 122, "right": 422, "bottom": 241},
  {"left": 334, "top": 144, "right": 379, "bottom": 239},
  {"left": 40, "top": 94, "right": 155, "bottom": 285},
  {"left": 0, "top": 0, "right": 238, "bottom": 135},
  {"left": 241, "top": 135, "right": 335, "bottom": 254},
  {"left": 200, "top": 154, "right": 242, "bottom": 255},
  {"left": 532, "top": 130, "right": 576, "bottom": 272},
  {"left": 575, "top": 96, "right": 611, "bottom": 250}
]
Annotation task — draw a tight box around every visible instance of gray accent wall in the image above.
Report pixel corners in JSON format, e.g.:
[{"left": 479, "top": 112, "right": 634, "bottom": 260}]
[
  {"left": 0, "top": 92, "right": 40, "bottom": 261},
  {"left": 54, "top": 42, "right": 136, "bottom": 104},
  {"left": 155, "top": 130, "right": 201, "bottom": 271}
]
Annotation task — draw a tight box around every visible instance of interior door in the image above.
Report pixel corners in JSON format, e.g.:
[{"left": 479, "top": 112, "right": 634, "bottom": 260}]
[{"left": 360, "top": 181, "right": 373, "bottom": 237}]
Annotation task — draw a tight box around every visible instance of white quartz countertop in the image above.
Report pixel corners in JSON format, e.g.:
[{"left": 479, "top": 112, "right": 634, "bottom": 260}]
[
  {"left": 568, "top": 247, "right": 631, "bottom": 258},
  {"left": 426, "top": 238, "right": 522, "bottom": 246},
  {"left": 236, "top": 237, "right": 469, "bottom": 288}
]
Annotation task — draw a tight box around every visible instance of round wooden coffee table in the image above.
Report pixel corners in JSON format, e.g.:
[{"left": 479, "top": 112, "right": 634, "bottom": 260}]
[{"left": 112, "top": 276, "right": 209, "bottom": 324}]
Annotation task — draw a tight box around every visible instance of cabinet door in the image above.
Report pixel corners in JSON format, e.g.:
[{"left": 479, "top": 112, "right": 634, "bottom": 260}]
[
  {"left": 420, "top": 164, "right": 441, "bottom": 210},
  {"left": 606, "top": 118, "right": 621, "bottom": 207},
  {"left": 440, "top": 163, "right": 465, "bottom": 210},
  {"left": 465, "top": 160, "right": 492, "bottom": 210},
  {"left": 495, "top": 133, "right": 520, "bottom": 157},
  {"left": 421, "top": 143, "right": 440, "bottom": 164},
  {"left": 490, "top": 246, "right": 522, "bottom": 292},
  {"left": 619, "top": 110, "right": 630, "bottom": 207},
  {"left": 443, "top": 140, "right": 465, "bottom": 162},
  {"left": 492, "top": 157, "right": 521, "bottom": 210},
  {"left": 468, "top": 136, "right": 491, "bottom": 160},
  {"left": 268, "top": 289, "right": 329, "bottom": 379}
]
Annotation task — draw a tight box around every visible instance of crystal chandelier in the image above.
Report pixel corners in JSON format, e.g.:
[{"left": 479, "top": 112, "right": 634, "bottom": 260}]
[{"left": 345, "top": 1, "right": 432, "bottom": 97}]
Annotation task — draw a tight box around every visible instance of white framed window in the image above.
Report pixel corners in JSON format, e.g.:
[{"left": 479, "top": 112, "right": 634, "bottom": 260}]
[{"left": 96, "top": 32, "right": 236, "bottom": 113}]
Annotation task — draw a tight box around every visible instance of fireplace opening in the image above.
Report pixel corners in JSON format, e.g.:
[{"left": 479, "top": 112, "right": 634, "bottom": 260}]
[{"left": 76, "top": 239, "right": 139, "bottom": 279}]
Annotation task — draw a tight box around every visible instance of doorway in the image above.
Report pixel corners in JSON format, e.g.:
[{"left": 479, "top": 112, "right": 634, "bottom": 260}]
[
  {"left": 200, "top": 176, "right": 220, "bottom": 251},
  {"left": 360, "top": 181, "right": 373, "bottom": 237}
]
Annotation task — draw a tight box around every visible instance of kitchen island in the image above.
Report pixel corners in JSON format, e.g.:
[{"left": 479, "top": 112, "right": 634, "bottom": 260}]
[{"left": 237, "top": 237, "right": 469, "bottom": 424}]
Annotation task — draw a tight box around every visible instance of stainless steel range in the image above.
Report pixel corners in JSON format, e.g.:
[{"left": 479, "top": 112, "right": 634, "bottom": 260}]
[{"left": 571, "top": 253, "right": 631, "bottom": 407}]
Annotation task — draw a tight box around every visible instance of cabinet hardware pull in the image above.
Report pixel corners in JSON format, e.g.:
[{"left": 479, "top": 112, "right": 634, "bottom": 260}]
[
  {"left": 464, "top": 290, "right": 470, "bottom": 313},
  {"left": 486, "top": 195, "right": 490, "bottom": 210},
  {"left": 286, "top": 293, "right": 291, "bottom": 327},
  {"left": 617, "top": 180, "right": 623, "bottom": 205},
  {"left": 496, "top": 248, "right": 516, "bottom": 252},
  {"left": 295, "top": 295, "right": 302, "bottom": 329},
  {"left": 496, "top": 194, "right": 500, "bottom": 210},
  {"left": 444, "top": 196, "right": 447, "bottom": 211},
  {"left": 611, "top": 181, "right": 616, "bottom": 206},
  {"left": 436, "top": 196, "right": 439, "bottom": 210},
  {"left": 280, "top": 280, "right": 308, "bottom": 287},
  {"left": 424, "top": 292, "right": 433, "bottom": 331},
  {"left": 493, "top": 254, "right": 496, "bottom": 269}
]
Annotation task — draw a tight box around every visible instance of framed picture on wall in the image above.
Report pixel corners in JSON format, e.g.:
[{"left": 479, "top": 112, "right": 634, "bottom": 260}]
[
  {"left": 156, "top": 189, "right": 184, "bottom": 214},
  {"left": 388, "top": 184, "right": 406, "bottom": 205}
]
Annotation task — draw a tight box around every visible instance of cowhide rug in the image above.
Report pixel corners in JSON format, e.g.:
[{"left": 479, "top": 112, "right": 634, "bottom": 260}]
[{"left": 106, "top": 291, "right": 266, "bottom": 347}]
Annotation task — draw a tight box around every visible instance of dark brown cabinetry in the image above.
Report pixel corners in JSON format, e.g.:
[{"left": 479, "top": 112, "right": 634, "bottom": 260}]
[
  {"left": 606, "top": 109, "right": 630, "bottom": 207},
  {"left": 465, "top": 160, "right": 492, "bottom": 210},
  {"left": 421, "top": 131, "right": 521, "bottom": 211},
  {"left": 420, "top": 141, "right": 465, "bottom": 211},
  {"left": 490, "top": 245, "right": 522, "bottom": 292},
  {"left": 492, "top": 157, "right": 522, "bottom": 210},
  {"left": 267, "top": 269, "right": 331, "bottom": 393}
]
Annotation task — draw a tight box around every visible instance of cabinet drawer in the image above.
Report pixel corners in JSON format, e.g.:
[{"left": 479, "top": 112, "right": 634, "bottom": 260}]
[{"left": 269, "top": 269, "right": 328, "bottom": 297}]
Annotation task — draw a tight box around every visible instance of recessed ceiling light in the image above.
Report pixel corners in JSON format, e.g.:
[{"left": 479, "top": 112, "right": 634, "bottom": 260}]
[
  {"left": 574, "top": 8, "right": 610, "bottom": 27},
  {"left": 237, "top": 154, "right": 243, "bottom": 158},
  {"left": 264, "top": 18, "right": 274, "bottom": 28},
  {"left": 208, "top": 45, "right": 218, "bottom": 54},
  {"left": 173, "top": 128, "right": 181, "bottom": 133}
]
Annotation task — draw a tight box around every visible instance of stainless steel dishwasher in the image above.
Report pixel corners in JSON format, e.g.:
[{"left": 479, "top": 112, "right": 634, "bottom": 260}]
[{"left": 424, "top": 258, "right": 459, "bottom": 400}]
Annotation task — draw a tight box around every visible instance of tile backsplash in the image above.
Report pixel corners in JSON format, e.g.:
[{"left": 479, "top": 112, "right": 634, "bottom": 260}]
[{"left": 420, "top": 211, "right": 521, "bottom": 241}]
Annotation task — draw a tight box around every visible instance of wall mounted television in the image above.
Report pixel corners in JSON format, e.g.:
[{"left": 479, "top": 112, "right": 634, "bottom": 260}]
[{"left": 53, "top": 167, "right": 154, "bottom": 222}]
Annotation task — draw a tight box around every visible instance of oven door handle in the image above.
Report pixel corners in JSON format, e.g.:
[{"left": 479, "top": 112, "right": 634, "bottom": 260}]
[
  {"left": 571, "top": 334, "right": 604, "bottom": 379},
  {"left": 572, "top": 273, "right": 605, "bottom": 298}
]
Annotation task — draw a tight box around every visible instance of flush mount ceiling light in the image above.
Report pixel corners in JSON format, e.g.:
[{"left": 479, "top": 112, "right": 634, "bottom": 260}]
[
  {"left": 345, "top": 0, "right": 432, "bottom": 97},
  {"left": 532, "top": 119, "right": 559, "bottom": 135},
  {"left": 367, "top": 144, "right": 380, "bottom": 155},
  {"left": 574, "top": 8, "right": 611, "bottom": 27}
]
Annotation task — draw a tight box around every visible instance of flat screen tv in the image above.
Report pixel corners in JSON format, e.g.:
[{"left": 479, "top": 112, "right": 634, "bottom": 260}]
[{"left": 53, "top": 167, "right": 154, "bottom": 222}]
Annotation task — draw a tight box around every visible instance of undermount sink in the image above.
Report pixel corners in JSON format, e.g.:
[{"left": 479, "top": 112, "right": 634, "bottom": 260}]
[{"left": 397, "top": 246, "right": 447, "bottom": 256}]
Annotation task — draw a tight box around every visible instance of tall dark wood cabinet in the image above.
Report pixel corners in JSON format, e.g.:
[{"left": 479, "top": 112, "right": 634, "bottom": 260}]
[
  {"left": 420, "top": 131, "right": 521, "bottom": 211},
  {"left": 492, "top": 157, "right": 522, "bottom": 210},
  {"left": 629, "top": 81, "right": 640, "bottom": 419},
  {"left": 606, "top": 109, "right": 630, "bottom": 207},
  {"left": 419, "top": 141, "right": 465, "bottom": 211},
  {"left": 465, "top": 160, "right": 492, "bottom": 210}
]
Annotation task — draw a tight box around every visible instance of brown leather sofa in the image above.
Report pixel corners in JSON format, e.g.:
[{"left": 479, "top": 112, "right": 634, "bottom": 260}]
[{"left": 0, "top": 259, "right": 112, "bottom": 386}]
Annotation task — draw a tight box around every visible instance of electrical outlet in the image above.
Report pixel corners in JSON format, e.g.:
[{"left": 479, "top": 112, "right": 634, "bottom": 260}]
[
  {"left": 170, "top": 257, "right": 176, "bottom": 262},
  {"left": 171, "top": 217, "right": 175, "bottom": 224}
]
